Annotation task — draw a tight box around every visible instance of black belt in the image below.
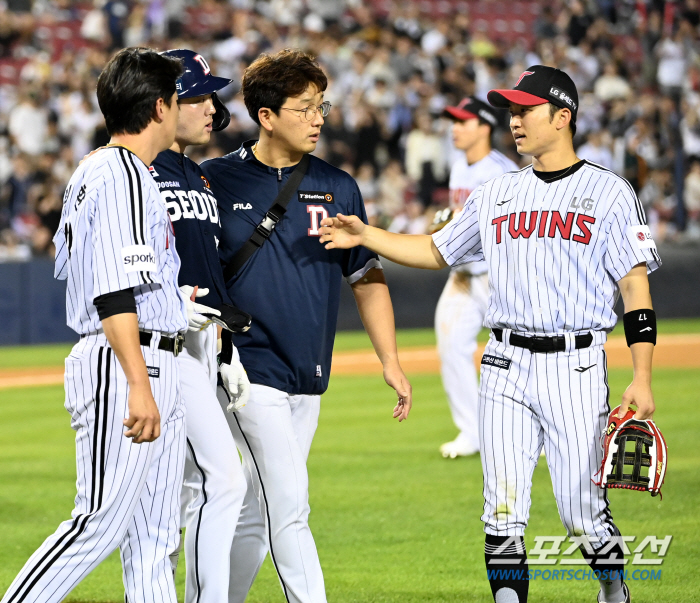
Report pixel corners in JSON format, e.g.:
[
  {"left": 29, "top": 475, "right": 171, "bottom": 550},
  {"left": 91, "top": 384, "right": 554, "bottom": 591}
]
[
  {"left": 492, "top": 328, "right": 593, "bottom": 353},
  {"left": 81, "top": 331, "right": 184, "bottom": 356},
  {"left": 139, "top": 331, "right": 184, "bottom": 356}
]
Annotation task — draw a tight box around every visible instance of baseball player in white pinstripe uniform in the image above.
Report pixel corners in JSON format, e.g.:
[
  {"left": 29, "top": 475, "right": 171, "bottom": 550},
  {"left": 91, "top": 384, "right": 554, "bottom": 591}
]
[
  {"left": 320, "top": 66, "right": 661, "bottom": 603},
  {"left": 436, "top": 98, "right": 518, "bottom": 458},
  {"left": 1, "top": 49, "right": 187, "bottom": 603}
]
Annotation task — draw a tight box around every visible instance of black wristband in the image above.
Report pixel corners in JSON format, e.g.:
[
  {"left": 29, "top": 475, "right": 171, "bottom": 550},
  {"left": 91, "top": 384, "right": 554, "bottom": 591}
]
[
  {"left": 623, "top": 309, "right": 657, "bottom": 346},
  {"left": 219, "top": 331, "right": 234, "bottom": 365}
]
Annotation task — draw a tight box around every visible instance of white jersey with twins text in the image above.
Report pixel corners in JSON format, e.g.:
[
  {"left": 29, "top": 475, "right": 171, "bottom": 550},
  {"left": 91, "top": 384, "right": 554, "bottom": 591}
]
[
  {"left": 449, "top": 149, "right": 519, "bottom": 275},
  {"left": 434, "top": 160, "right": 661, "bottom": 333},
  {"left": 53, "top": 146, "right": 187, "bottom": 335}
]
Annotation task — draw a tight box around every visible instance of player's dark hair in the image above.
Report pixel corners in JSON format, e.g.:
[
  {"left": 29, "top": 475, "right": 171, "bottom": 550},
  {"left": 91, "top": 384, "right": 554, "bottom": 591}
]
[
  {"left": 476, "top": 117, "right": 496, "bottom": 145},
  {"left": 241, "top": 49, "right": 328, "bottom": 126},
  {"left": 548, "top": 102, "right": 576, "bottom": 138},
  {"left": 97, "top": 47, "right": 184, "bottom": 136}
]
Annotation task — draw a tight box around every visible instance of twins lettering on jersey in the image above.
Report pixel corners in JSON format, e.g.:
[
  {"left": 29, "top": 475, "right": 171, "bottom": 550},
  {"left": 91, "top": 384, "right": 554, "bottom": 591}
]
[
  {"left": 492, "top": 197, "right": 597, "bottom": 245},
  {"left": 492, "top": 210, "right": 596, "bottom": 244},
  {"left": 161, "top": 188, "right": 219, "bottom": 223}
]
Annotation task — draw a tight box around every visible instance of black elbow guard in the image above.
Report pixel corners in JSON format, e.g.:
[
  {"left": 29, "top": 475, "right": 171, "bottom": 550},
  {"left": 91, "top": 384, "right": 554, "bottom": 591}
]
[{"left": 623, "top": 309, "right": 657, "bottom": 346}]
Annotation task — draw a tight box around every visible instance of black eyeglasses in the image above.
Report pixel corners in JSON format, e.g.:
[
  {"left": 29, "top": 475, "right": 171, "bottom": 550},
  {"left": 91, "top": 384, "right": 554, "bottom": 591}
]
[{"left": 281, "top": 101, "right": 332, "bottom": 121}]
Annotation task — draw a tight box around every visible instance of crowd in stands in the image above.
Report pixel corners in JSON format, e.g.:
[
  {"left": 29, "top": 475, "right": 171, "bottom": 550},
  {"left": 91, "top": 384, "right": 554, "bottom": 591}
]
[{"left": 1, "top": 0, "right": 700, "bottom": 261}]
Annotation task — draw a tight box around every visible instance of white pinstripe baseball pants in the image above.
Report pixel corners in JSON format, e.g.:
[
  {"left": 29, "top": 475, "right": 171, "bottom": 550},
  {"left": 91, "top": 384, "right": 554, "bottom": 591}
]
[
  {"left": 1, "top": 333, "right": 186, "bottom": 603},
  {"left": 479, "top": 331, "right": 617, "bottom": 544}
]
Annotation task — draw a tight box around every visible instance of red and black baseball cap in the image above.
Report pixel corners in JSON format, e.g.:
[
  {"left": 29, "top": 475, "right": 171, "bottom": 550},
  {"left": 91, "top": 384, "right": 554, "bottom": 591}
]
[
  {"left": 487, "top": 65, "right": 578, "bottom": 121},
  {"left": 443, "top": 97, "right": 499, "bottom": 128}
]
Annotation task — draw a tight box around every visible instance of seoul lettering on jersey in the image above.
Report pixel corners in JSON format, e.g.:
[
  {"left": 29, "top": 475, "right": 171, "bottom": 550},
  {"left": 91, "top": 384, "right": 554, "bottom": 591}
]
[
  {"left": 161, "top": 187, "right": 219, "bottom": 223},
  {"left": 151, "top": 149, "right": 232, "bottom": 309}
]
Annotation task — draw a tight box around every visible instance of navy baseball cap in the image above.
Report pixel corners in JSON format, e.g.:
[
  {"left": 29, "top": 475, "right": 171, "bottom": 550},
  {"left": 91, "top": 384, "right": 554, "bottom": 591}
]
[
  {"left": 161, "top": 49, "right": 232, "bottom": 99},
  {"left": 443, "top": 97, "right": 499, "bottom": 128},
  {"left": 487, "top": 65, "right": 578, "bottom": 121},
  {"left": 161, "top": 48, "right": 233, "bottom": 131}
]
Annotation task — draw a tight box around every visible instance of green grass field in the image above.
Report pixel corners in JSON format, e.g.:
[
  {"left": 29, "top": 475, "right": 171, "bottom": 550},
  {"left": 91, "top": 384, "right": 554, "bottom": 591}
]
[
  {"left": 2, "top": 317, "right": 700, "bottom": 368},
  {"left": 1, "top": 326, "right": 698, "bottom": 602}
]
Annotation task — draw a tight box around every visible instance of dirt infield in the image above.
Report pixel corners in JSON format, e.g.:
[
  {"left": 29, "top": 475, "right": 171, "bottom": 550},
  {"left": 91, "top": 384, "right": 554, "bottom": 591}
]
[
  {"left": 0, "top": 334, "right": 698, "bottom": 390},
  {"left": 331, "top": 333, "right": 700, "bottom": 375}
]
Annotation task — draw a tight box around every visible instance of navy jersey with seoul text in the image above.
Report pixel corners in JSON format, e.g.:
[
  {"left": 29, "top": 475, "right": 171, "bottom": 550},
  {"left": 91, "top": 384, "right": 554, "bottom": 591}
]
[
  {"left": 151, "top": 149, "right": 231, "bottom": 308},
  {"left": 201, "top": 141, "right": 381, "bottom": 395}
]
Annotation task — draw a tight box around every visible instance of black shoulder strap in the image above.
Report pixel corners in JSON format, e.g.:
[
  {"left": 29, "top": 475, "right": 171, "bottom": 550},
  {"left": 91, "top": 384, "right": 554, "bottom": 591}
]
[{"left": 222, "top": 154, "right": 310, "bottom": 282}]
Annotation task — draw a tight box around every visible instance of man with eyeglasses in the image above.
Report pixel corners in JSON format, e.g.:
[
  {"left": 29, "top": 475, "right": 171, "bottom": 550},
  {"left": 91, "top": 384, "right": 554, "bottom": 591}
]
[{"left": 201, "top": 49, "right": 412, "bottom": 603}]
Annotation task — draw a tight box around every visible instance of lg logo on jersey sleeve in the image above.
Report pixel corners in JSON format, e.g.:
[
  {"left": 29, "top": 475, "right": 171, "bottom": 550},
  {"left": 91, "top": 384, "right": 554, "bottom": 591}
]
[
  {"left": 629, "top": 225, "right": 656, "bottom": 250},
  {"left": 122, "top": 245, "right": 157, "bottom": 273}
]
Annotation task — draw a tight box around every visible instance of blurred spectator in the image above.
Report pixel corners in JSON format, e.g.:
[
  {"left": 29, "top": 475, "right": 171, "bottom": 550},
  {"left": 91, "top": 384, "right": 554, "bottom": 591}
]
[
  {"left": 655, "top": 29, "right": 687, "bottom": 97},
  {"left": 0, "top": 229, "right": 31, "bottom": 262},
  {"left": 577, "top": 129, "right": 614, "bottom": 169},
  {"left": 388, "top": 199, "right": 429, "bottom": 234},
  {"left": 355, "top": 163, "right": 378, "bottom": 205},
  {"left": 1, "top": 154, "right": 33, "bottom": 228},
  {"left": 8, "top": 90, "right": 48, "bottom": 156},
  {"left": 377, "top": 159, "right": 409, "bottom": 221},
  {"left": 31, "top": 179, "right": 63, "bottom": 256},
  {"left": 684, "top": 157, "right": 700, "bottom": 239},
  {"left": 639, "top": 168, "right": 677, "bottom": 240},
  {"left": 594, "top": 63, "right": 631, "bottom": 102},
  {"left": 405, "top": 111, "right": 447, "bottom": 207},
  {"left": 0, "top": 0, "right": 698, "bottom": 262}
]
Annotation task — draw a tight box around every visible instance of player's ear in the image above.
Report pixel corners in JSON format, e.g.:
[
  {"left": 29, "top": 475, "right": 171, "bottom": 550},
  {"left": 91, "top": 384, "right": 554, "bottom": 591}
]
[
  {"left": 258, "top": 107, "right": 275, "bottom": 133},
  {"left": 152, "top": 97, "right": 167, "bottom": 123},
  {"left": 555, "top": 108, "right": 572, "bottom": 133}
]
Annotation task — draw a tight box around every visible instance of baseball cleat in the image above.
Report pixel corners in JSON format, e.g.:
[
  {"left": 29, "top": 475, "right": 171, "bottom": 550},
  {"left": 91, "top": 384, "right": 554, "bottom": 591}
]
[
  {"left": 440, "top": 437, "right": 479, "bottom": 458},
  {"left": 597, "top": 582, "right": 630, "bottom": 603}
]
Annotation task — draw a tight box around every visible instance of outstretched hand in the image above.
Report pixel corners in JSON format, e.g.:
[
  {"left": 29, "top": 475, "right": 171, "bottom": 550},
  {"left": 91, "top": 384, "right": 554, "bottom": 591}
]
[{"left": 319, "top": 213, "right": 366, "bottom": 250}]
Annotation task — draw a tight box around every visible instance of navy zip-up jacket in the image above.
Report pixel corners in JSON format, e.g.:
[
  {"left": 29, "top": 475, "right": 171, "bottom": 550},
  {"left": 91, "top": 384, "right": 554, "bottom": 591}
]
[{"left": 201, "top": 141, "right": 380, "bottom": 395}]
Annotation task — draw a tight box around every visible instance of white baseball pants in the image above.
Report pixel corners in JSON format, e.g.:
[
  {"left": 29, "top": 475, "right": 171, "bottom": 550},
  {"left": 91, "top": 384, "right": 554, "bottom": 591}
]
[
  {"left": 217, "top": 384, "right": 325, "bottom": 603},
  {"left": 178, "top": 325, "right": 246, "bottom": 603},
  {"left": 435, "top": 271, "right": 489, "bottom": 450},
  {"left": 479, "top": 331, "right": 618, "bottom": 544},
  {"left": 1, "top": 333, "right": 185, "bottom": 603}
]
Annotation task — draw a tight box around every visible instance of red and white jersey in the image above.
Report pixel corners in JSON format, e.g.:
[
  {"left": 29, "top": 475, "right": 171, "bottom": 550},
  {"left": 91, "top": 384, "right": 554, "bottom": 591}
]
[
  {"left": 449, "top": 149, "right": 518, "bottom": 275},
  {"left": 433, "top": 161, "right": 662, "bottom": 334}
]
